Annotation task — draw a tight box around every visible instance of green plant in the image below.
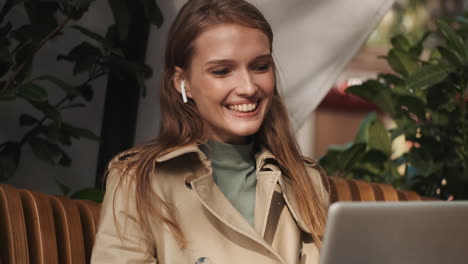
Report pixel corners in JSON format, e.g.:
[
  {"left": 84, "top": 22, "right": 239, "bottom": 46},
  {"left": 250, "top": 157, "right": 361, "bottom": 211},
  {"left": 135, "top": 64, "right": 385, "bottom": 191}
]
[
  {"left": 319, "top": 18, "right": 468, "bottom": 200},
  {"left": 0, "top": 0, "right": 162, "bottom": 201}
]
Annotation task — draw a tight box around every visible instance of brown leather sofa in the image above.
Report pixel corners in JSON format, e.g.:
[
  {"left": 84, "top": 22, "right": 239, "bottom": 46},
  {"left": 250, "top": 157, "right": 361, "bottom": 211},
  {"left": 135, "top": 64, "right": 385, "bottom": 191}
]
[{"left": 0, "top": 178, "right": 423, "bottom": 263}]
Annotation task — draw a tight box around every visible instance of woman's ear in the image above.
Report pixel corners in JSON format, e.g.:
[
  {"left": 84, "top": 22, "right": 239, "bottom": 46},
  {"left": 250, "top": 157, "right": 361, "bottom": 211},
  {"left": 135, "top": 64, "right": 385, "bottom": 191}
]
[{"left": 173, "top": 66, "right": 192, "bottom": 99}]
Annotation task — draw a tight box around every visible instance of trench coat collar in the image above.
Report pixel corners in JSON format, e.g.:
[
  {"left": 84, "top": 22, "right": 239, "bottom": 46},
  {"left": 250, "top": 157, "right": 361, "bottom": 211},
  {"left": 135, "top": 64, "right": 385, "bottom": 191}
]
[
  {"left": 155, "top": 143, "right": 276, "bottom": 171},
  {"left": 155, "top": 143, "right": 310, "bottom": 234}
]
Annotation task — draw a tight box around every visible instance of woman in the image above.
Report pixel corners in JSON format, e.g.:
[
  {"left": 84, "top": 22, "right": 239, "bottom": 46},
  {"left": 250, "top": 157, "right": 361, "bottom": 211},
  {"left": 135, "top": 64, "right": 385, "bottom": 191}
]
[{"left": 91, "top": 0, "right": 329, "bottom": 263}]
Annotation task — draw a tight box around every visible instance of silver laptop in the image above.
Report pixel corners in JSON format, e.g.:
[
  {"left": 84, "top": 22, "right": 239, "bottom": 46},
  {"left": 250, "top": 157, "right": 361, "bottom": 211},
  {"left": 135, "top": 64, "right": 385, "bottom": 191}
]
[{"left": 320, "top": 201, "right": 468, "bottom": 264}]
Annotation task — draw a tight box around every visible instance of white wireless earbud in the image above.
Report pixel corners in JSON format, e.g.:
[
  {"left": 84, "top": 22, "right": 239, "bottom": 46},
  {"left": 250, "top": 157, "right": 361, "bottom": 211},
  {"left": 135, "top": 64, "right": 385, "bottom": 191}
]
[{"left": 181, "top": 80, "right": 188, "bottom": 103}]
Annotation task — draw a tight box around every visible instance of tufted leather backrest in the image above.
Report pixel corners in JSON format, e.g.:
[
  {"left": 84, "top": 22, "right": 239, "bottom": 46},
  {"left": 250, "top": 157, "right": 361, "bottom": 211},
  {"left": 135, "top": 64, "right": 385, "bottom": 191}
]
[
  {"left": 0, "top": 184, "right": 100, "bottom": 264},
  {"left": 0, "top": 179, "right": 423, "bottom": 263},
  {"left": 327, "top": 177, "right": 423, "bottom": 203}
]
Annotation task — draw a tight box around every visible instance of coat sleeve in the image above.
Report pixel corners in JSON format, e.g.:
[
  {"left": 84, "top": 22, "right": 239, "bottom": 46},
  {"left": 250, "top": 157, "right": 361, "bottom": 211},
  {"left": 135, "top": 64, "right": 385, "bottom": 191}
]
[{"left": 91, "top": 162, "right": 157, "bottom": 263}]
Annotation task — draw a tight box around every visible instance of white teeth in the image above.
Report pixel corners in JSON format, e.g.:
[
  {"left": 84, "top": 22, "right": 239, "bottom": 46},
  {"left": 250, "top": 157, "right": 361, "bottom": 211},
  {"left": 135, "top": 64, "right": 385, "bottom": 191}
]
[{"left": 227, "top": 102, "right": 257, "bottom": 113}]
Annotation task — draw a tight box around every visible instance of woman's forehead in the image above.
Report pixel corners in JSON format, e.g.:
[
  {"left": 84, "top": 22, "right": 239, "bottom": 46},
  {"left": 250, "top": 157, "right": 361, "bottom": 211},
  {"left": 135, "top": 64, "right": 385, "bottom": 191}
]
[{"left": 191, "top": 23, "right": 271, "bottom": 63}]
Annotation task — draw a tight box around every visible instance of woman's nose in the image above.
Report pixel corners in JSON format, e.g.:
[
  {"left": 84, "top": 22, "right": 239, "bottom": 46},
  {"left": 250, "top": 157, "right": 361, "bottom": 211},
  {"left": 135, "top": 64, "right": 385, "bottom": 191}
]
[{"left": 235, "top": 70, "right": 257, "bottom": 96}]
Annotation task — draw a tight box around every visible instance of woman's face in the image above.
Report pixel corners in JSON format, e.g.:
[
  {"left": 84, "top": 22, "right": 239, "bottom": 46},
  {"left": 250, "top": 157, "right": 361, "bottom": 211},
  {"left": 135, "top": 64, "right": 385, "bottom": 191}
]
[{"left": 178, "top": 23, "right": 275, "bottom": 144}]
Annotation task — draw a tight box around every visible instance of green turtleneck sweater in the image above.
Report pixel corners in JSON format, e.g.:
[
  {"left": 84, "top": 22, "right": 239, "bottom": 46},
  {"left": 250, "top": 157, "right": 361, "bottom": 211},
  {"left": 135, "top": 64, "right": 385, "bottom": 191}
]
[{"left": 200, "top": 139, "right": 257, "bottom": 226}]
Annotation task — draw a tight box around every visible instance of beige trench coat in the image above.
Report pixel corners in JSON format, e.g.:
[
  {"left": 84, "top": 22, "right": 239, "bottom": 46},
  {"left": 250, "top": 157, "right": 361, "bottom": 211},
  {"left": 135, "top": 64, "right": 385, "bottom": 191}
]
[{"left": 91, "top": 144, "right": 329, "bottom": 264}]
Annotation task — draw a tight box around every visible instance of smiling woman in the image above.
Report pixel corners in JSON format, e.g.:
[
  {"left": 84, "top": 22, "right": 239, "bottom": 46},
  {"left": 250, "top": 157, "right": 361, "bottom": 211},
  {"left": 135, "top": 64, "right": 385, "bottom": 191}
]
[
  {"left": 174, "top": 23, "right": 275, "bottom": 144},
  {"left": 91, "top": 0, "right": 329, "bottom": 263}
]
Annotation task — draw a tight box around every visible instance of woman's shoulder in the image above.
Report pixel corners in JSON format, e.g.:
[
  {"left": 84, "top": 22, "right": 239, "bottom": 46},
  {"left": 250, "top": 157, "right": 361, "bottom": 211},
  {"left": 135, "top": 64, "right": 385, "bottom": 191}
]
[
  {"left": 103, "top": 147, "right": 147, "bottom": 194},
  {"left": 105, "top": 144, "right": 203, "bottom": 189}
]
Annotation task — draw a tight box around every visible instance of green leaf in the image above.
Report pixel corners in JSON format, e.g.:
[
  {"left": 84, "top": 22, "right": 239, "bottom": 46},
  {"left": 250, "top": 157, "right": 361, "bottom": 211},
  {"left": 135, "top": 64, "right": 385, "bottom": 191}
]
[
  {"left": 429, "top": 111, "right": 449, "bottom": 126},
  {"left": 77, "top": 84, "right": 93, "bottom": 101},
  {"left": 378, "top": 74, "right": 404, "bottom": 86},
  {"left": 367, "top": 118, "right": 392, "bottom": 156},
  {"left": 391, "top": 35, "right": 411, "bottom": 52},
  {"left": 386, "top": 49, "right": 419, "bottom": 77},
  {"left": 346, "top": 80, "right": 395, "bottom": 116},
  {"left": 71, "top": 25, "right": 106, "bottom": 43},
  {"left": 109, "top": 0, "right": 130, "bottom": 40},
  {"left": 429, "top": 48, "right": 442, "bottom": 62},
  {"left": 0, "top": 22, "right": 12, "bottom": 37},
  {"left": 11, "top": 25, "right": 34, "bottom": 42},
  {"left": 406, "top": 64, "right": 452, "bottom": 91},
  {"left": 0, "top": 37, "right": 11, "bottom": 77},
  {"left": 405, "top": 148, "right": 434, "bottom": 177},
  {"left": 60, "top": 103, "right": 86, "bottom": 110},
  {"left": 0, "top": 42, "right": 8, "bottom": 55},
  {"left": 28, "top": 137, "right": 64, "bottom": 165},
  {"left": 11, "top": 23, "right": 60, "bottom": 45},
  {"left": 426, "top": 82, "right": 458, "bottom": 113},
  {"left": 58, "top": 0, "right": 95, "bottom": 20},
  {"left": 105, "top": 24, "right": 120, "bottom": 46},
  {"left": 0, "top": 142, "right": 21, "bottom": 181},
  {"left": 437, "top": 20, "right": 466, "bottom": 60},
  {"left": 409, "top": 32, "right": 431, "bottom": 58},
  {"left": 352, "top": 150, "right": 388, "bottom": 177},
  {"left": 319, "top": 143, "right": 367, "bottom": 176},
  {"left": 57, "top": 42, "right": 102, "bottom": 75},
  {"left": 354, "top": 112, "right": 376, "bottom": 144},
  {"left": 355, "top": 113, "right": 392, "bottom": 156},
  {"left": 58, "top": 150, "right": 71, "bottom": 167},
  {"left": 414, "top": 136, "right": 442, "bottom": 158},
  {"left": 35, "top": 75, "right": 80, "bottom": 97},
  {"left": 13, "top": 42, "right": 34, "bottom": 82},
  {"left": 139, "top": 0, "right": 164, "bottom": 27},
  {"left": 43, "top": 123, "right": 62, "bottom": 142},
  {"left": 70, "top": 25, "right": 117, "bottom": 53},
  {"left": 70, "top": 188, "right": 103, "bottom": 203},
  {"left": 18, "top": 83, "right": 48, "bottom": 102},
  {"left": 30, "top": 101, "right": 62, "bottom": 123},
  {"left": 437, "top": 46, "right": 464, "bottom": 67},
  {"left": 395, "top": 95, "right": 426, "bottom": 121},
  {"left": 41, "top": 123, "right": 74, "bottom": 146},
  {"left": 24, "top": 1, "right": 58, "bottom": 30},
  {"left": 63, "top": 123, "right": 100, "bottom": 141},
  {"left": 0, "top": 86, "right": 16, "bottom": 101},
  {"left": 19, "top": 114, "right": 38, "bottom": 126},
  {"left": 14, "top": 41, "right": 34, "bottom": 65}
]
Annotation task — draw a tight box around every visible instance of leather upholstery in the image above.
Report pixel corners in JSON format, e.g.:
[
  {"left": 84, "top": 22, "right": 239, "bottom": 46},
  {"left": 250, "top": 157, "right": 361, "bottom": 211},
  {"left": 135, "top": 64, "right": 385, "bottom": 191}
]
[{"left": 0, "top": 178, "right": 423, "bottom": 263}]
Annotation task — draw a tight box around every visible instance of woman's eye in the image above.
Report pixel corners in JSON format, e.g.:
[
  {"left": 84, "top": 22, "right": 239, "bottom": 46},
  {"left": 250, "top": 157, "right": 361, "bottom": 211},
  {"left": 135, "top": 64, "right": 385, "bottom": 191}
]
[
  {"left": 252, "top": 64, "right": 270, "bottom": 72},
  {"left": 211, "top": 68, "right": 230, "bottom": 76}
]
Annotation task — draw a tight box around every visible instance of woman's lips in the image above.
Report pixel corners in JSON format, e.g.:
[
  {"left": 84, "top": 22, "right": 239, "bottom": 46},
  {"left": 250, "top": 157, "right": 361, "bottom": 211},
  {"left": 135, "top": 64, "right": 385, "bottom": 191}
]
[{"left": 226, "top": 101, "right": 258, "bottom": 113}]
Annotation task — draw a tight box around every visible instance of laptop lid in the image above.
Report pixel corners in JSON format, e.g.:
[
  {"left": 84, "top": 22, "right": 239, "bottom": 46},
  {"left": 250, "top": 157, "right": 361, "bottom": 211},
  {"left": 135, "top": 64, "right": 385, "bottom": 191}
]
[{"left": 320, "top": 201, "right": 468, "bottom": 264}]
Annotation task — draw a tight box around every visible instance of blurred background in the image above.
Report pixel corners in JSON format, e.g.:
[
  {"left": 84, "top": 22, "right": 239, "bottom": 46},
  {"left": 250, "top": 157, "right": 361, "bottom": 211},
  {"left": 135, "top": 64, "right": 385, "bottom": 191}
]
[
  {"left": 311, "top": 0, "right": 456, "bottom": 158},
  {"left": 1, "top": 0, "right": 466, "bottom": 200}
]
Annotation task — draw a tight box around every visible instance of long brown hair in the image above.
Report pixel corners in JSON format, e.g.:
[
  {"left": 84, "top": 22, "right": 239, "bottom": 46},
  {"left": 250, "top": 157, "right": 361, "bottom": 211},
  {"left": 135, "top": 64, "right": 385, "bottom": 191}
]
[{"left": 112, "top": 0, "right": 327, "bottom": 249}]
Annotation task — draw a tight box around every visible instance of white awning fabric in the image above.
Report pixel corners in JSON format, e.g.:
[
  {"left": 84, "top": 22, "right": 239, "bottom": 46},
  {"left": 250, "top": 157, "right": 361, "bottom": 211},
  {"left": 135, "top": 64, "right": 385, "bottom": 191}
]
[{"left": 253, "top": 0, "right": 395, "bottom": 129}]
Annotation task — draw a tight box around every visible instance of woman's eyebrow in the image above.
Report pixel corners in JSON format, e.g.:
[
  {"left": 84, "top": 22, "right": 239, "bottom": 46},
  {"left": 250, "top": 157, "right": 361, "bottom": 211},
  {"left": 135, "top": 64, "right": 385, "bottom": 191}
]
[
  {"left": 254, "top": 54, "right": 273, "bottom": 61},
  {"left": 205, "top": 59, "right": 234, "bottom": 66},
  {"left": 205, "top": 54, "right": 273, "bottom": 66}
]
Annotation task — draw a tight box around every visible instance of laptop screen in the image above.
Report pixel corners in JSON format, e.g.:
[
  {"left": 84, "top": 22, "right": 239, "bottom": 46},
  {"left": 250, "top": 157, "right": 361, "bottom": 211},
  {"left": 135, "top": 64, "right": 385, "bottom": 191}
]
[{"left": 320, "top": 201, "right": 468, "bottom": 264}]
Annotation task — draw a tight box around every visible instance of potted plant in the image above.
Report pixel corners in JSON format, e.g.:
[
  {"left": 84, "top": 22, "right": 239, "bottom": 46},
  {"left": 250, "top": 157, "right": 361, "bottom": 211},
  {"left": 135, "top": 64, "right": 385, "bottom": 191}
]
[
  {"left": 319, "top": 18, "right": 468, "bottom": 200},
  {"left": 0, "top": 0, "right": 162, "bottom": 201}
]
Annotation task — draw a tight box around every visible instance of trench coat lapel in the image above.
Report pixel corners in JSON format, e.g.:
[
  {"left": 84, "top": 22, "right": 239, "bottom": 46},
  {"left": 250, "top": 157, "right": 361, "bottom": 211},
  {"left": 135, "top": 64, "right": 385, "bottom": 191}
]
[
  {"left": 190, "top": 172, "right": 287, "bottom": 263},
  {"left": 254, "top": 170, "right": 281, "bottom": 236},
  {"left": 191, "top": 174, "right": 258, "bottom": 238},
  {"left": 278, "top": 177, "right": 310, "bottom": 233}
]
